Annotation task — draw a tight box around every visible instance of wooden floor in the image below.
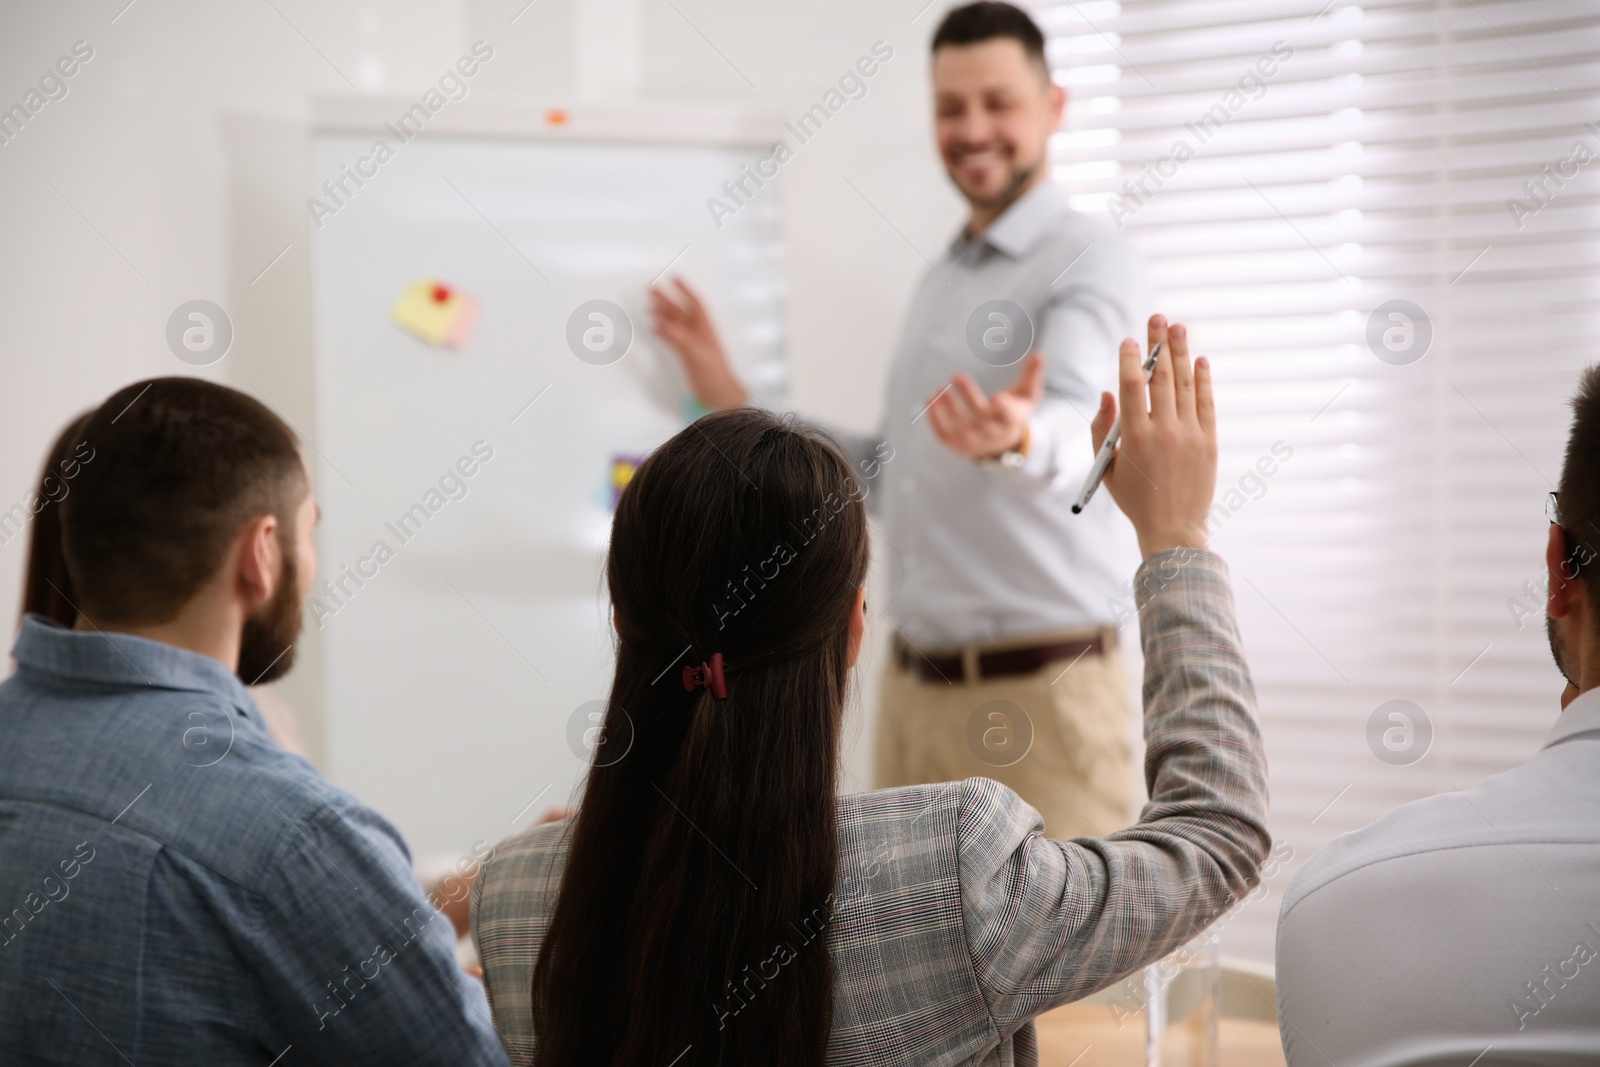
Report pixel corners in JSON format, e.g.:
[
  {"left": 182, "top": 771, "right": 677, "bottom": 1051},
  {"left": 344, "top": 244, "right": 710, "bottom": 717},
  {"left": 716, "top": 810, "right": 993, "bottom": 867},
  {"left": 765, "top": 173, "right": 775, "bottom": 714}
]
[{"left": 1037, "top": 1002, "right": 1287, "bottom": 1067}]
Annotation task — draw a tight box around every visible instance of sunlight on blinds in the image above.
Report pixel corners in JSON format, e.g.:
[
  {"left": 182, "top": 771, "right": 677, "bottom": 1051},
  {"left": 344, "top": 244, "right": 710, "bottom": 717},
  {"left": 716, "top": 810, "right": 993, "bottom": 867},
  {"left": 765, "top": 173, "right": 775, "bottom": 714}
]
[{"left": 1035, "top": 0, "right": 1600, "bottom": 963}]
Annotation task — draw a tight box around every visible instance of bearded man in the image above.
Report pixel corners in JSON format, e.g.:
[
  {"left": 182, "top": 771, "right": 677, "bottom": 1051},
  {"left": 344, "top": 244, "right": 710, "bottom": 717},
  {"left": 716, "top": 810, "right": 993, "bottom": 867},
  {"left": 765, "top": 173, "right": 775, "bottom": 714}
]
[{"left": 0, "top": 378, "right": 508, "bottom": 1066}]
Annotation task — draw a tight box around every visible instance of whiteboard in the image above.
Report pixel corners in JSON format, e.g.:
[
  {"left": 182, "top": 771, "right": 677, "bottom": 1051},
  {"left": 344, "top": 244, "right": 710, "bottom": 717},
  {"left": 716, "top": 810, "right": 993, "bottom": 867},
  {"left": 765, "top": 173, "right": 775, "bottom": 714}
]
[{"left": 307, "top": 106, "right": 786, "bottom": 861}]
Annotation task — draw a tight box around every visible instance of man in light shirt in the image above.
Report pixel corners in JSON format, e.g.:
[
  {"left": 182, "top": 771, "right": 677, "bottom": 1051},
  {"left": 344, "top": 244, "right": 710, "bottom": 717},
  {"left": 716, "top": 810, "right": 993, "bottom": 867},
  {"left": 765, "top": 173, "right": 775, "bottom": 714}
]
[
  {"left": 648, "top": 1, "right": 1144, "bottom": 837},
  {"left": 1275, "top": 368, "right": 1600, "bottom": 1063}
]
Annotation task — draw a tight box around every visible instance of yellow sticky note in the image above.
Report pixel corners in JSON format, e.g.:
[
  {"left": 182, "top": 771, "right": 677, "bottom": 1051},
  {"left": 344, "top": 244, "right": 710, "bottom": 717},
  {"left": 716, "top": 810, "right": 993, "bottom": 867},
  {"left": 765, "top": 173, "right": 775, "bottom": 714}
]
[
  {"left": 391, "top": 280, "right": 480, "bottom": 348},
  {"left": 610, "top": 455, "right": 641, "bottom": 508}
]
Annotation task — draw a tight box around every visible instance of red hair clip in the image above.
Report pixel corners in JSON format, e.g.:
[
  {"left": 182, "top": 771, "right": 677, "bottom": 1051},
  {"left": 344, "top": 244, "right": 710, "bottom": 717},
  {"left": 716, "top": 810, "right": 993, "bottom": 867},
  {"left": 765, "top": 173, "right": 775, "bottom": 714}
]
[{"left": 682, "top": 652, "right": 728, "bottom": 700}]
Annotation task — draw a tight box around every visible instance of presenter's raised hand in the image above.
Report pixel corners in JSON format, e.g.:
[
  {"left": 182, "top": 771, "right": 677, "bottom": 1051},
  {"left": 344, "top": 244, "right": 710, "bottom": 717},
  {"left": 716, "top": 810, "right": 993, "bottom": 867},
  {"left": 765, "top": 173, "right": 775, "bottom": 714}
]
[
  {"left": 1089, "top": 316, "right": 1217, "bottom": 558},
  {"left": 925, "top": 352, "right": 1045, "bottom": 460},
  {"left": 648, "top": 277, "right": 749, "bottom": 410}
]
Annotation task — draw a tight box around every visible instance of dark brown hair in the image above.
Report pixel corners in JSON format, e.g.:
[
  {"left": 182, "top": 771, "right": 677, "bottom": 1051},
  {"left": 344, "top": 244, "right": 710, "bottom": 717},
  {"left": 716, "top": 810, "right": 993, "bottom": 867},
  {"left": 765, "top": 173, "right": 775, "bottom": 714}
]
[
  {"left": 931, "top": 1, "right": 1048, "bottom": 72},
  {"left": 1558, "top": 365, "right": 1600, "bottom": 594},
  {"left": 60, "top": 377, "right": 306, "bottom": 625},
  {"left": 19, "top": 410, "right": 95, "bottom": 626},
  {"left": 531, "top": 407, "right": 871, "bottom": 1067}
]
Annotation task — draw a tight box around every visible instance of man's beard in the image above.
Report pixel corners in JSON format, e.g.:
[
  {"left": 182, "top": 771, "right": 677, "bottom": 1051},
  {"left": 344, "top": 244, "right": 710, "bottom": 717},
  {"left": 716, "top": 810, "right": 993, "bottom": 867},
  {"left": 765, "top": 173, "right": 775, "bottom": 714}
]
[
  {"left": 1547, "top": 612, "right": 1579, "bottom": 689},
  {"left": 951, "top": 152, "right": 1040, "bottom": 217},
  {"left": 237, "top": 540, "right": 303, "bottom": 686}
]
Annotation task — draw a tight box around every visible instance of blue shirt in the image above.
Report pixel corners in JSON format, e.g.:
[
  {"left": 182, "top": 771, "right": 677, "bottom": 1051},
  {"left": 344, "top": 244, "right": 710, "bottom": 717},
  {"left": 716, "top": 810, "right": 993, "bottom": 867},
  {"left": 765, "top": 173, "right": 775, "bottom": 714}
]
[{"left": 0, "top": 615, "right": 509, "bottom": 1065}]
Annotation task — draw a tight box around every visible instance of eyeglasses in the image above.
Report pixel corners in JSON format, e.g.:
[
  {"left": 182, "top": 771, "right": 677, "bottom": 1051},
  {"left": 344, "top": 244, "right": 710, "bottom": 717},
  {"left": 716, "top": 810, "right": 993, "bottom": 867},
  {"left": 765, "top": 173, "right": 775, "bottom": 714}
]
[{"left": 1548, "top": 491, "right": 1589, "bottom": 579}]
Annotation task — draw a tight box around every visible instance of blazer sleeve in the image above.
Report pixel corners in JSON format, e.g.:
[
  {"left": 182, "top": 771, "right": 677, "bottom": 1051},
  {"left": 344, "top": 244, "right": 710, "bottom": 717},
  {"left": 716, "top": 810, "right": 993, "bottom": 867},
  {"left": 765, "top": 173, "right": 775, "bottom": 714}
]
[{"left": 954, "top": 548, "right": 1270, "bottom": 1034}]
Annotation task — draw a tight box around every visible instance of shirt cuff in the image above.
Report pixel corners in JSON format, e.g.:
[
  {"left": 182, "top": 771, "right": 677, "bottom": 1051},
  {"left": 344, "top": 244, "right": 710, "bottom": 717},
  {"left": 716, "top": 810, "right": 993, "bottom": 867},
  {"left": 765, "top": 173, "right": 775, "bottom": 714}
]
[{"left": 974, "top": 417, "right": 1058, "bottom": 482}]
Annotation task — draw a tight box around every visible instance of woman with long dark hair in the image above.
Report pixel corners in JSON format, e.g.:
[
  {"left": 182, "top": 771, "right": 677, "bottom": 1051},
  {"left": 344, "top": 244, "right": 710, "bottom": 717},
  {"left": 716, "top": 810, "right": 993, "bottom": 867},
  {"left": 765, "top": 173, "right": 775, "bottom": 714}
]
[
  {"left": 18, "top": 410, "right": 93, "bottom": 628},
  {"left": 474, "top": 321, "right": 1270, "bottom": 1066}
]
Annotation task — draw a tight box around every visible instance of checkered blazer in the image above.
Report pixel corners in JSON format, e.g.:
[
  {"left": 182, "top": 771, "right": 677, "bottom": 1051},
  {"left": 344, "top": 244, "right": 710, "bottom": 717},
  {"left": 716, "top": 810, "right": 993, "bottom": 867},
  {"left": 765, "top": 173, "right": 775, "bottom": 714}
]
[{"left": 472, "top": 549, "right": 1269, "bottom": 1066}]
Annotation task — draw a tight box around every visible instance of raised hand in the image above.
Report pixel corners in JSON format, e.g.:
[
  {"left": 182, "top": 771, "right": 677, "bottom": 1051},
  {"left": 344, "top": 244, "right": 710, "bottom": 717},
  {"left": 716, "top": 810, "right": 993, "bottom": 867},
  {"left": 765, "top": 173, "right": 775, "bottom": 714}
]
[
  {"left": 1088, "top": 315, "right": 1218, "bottom": 558},
  {"left": 926, "top": 352, "right": 1045, "bottom": 460},
  {"left": 647, "top": 277, "right": 748, "bottom": 410}
]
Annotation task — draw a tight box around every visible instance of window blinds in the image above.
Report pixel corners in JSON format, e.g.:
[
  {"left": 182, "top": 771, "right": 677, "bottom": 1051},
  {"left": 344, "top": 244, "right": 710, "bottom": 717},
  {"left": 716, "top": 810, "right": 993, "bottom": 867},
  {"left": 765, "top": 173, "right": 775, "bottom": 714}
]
[{"left": 1035, "top": 0, "right": 1600, "bottom": 963}]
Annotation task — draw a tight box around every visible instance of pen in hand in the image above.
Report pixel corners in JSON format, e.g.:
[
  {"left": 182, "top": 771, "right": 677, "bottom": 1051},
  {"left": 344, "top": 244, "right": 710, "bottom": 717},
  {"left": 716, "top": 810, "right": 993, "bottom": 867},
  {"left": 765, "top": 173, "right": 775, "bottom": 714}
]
[{"left": 1071, "top": 341, "right": 1162, "bottom": 515}]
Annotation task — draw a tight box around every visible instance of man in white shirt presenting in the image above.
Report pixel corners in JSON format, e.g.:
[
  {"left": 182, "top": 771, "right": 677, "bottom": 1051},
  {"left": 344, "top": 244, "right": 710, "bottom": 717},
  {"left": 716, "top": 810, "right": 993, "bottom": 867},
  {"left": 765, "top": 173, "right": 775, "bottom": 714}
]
[
  {"left": 649, "top": 2, "right": 1144, "bottom": 838},
  {"left": 1276, "top": 369, "right": 1600, "bottom": 1063}
]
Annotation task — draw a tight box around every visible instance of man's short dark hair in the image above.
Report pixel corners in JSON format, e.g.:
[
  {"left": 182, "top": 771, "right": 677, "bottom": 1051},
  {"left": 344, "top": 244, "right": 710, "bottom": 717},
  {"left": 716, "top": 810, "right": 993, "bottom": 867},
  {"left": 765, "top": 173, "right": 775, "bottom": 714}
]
[
  {"left": 931, "top": 2, "right": 1049, "bottom": 74},
  {"left": 1559, "top": 366, "right": 1600, "bottom": 601},
  {"left": 60, "top": 377, "right": 306, "bottom": 624}
]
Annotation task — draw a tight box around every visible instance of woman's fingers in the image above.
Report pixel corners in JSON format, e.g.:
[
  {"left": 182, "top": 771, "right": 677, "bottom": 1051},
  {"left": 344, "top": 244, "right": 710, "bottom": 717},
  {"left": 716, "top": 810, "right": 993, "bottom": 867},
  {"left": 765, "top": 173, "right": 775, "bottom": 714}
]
[
  {"left": 1100, "top": 321, "right": 1218, "bottom": 557},
  {"left": 1168, "top": 323, "right": 1195, "bottom": 420},
  {"left": 1195, "top": 355, "right": 1216, "bottom": 438},
  {"left": 1116, "top": 337, "right": 1146, "bottom": 431},
  {"left": 1146, "top": 312, "right": 1165, "bottom": 357},
  {"left": 1146, "top": 314, "right": 1174, "bottom": 420},
  {"left": 1090, "top": 390, "right": 1117, "bottom": 453}
]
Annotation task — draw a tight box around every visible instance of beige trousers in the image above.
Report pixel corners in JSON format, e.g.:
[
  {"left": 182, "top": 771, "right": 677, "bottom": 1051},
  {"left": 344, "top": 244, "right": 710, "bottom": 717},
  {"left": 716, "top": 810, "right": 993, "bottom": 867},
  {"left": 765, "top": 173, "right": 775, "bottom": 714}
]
[{"left": 873, "top": 627, "right": 1136, "bottom": 839}]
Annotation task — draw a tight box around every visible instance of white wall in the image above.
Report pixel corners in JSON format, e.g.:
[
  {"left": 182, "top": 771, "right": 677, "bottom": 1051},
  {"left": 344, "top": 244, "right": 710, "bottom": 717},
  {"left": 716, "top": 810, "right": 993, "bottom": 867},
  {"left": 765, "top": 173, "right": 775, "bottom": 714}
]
[{"left": 0, "top": 1, "right": 961, "bottom": 793}]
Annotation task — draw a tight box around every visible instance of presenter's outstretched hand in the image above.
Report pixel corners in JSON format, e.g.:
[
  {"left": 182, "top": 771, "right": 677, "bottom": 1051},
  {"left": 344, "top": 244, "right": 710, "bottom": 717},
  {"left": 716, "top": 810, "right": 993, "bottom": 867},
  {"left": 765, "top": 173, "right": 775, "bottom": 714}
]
[
  {"left": 1090, "top": 315, "right": 1217, "bottom": 559},
  {"left": 648, "top": 277, "right": 749, "bottom": 410},
  {"left": 925, "top": 352, "right": 1045, "bottom": 460}
]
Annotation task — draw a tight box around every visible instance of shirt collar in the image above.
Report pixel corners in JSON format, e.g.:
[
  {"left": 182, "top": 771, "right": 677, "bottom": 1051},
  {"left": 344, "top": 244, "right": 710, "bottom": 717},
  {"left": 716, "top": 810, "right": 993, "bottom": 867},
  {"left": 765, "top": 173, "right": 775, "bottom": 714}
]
[
  {"left": 1542, "top": 685, "right": 1600, "bottom": 749},
  {"left": 953, "top": 179, "right": 1068, "bottom": 261},
  {"left": 11, "top": 613, "right": 265, "bottom": 728}
]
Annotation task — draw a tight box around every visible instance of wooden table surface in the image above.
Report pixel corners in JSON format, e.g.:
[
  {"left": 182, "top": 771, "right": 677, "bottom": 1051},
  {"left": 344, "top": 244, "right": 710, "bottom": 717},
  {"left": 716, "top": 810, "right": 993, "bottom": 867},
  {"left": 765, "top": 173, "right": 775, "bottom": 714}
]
[{"left": 1036, "top": 1002, "right": 1287, "bottom": 1067}]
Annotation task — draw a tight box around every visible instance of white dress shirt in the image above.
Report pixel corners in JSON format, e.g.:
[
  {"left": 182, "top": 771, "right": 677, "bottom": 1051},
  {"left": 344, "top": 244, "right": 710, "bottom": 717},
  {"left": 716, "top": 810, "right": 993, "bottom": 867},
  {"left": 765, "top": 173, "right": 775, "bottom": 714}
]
[
  {"left": 1276, "top": 688, "right": 1600, "bottom": 1066},
  {"left": 825, "top": 180, "right": 1143, "bottom": 647}
]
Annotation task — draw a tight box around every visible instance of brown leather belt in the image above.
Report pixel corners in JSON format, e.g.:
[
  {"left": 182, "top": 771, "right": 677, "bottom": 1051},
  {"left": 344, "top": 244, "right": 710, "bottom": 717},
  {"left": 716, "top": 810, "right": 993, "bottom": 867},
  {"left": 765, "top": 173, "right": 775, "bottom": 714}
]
[{"left": 894, "top": 633, "right": 1107, "bottom": 685}]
